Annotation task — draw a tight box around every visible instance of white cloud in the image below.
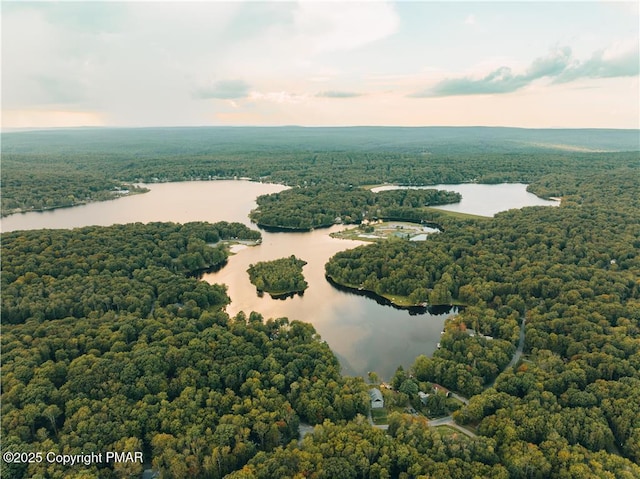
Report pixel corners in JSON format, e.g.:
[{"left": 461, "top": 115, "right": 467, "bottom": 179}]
[
  {"left": 316, "top": 91, "right": 363, "bottom": 98},
  {"left": 555, "top": 40, "right": 639, "bottom": 83},
  {"left": 248, "top": 91, "right": 309, "bottom": 104},
  {"left": 194, "top": 80, "right": 251, "bottom": 100},
  {"left": 411, "top": 42, "right": 638, "bottom": 98},
  {"left": 291, "top": 2, "right": 400, "bottom": 54},
  {"left": 1, "top": 1, "right": 637, "bottom": 128}
]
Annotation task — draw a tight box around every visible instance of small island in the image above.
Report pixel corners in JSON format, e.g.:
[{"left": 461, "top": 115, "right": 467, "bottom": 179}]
[{"left": 247, "top": 255, "right": 308, "bottom": 299}]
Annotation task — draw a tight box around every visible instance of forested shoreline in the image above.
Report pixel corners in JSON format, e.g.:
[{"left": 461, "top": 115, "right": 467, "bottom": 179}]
[
  {"left": 1, "top": 222, "right": 370, "bottom": 478},
  {"left": 2, "top": 127, "right": 639, "bottom": 478},
  {"left": 3, "top": 127, "right": 638, "bottom": 217},
  {"left": 324, "top": 165, "right": 640, "bottom": 472},
  {"left": 249, "top": 187, "right": 461, "bottom": 231}
]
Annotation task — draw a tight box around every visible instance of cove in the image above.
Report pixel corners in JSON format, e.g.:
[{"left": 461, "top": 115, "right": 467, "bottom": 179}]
[
  {"left": 1, "top": 180, "right": 555, "bottom": 379},
  {"left": 371, "top": 183, "right": 559, "bottom": 217}
]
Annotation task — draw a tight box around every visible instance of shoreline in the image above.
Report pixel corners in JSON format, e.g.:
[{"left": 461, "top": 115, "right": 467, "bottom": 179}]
[
  {"left": 325, "top": 274, "right": 456, "bottom": 315},
  {"left": 256, "top": 288, "right": 307, "bottom": 300}
]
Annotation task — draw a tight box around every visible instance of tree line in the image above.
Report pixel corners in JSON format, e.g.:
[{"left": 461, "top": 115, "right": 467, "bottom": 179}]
[
  {"left": 4, "top": 127, "right": 638, "bottom": 217},
  {"left": 247, "top": 256, "right": 308, "bottom": 297},
  {"left": 250, "top": 186, "right": 461, "bottom": 230}
]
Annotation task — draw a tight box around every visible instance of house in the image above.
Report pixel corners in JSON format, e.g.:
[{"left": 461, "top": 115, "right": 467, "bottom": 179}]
[
  {"left": 432, "top": 383, "right": 451, "bottom": 397},
  {"left": 465, "top": 328, "right": 494, "bottom": 341},
  {"left": 369, "top": 388, "right": 384, "bottom": 409},
  {"left": 418, "top": 391, "right": 430, "bottom": 405}
]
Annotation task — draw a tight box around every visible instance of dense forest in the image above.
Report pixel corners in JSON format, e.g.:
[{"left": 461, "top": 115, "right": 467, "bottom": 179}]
[
  {"left": 1, "top": 223, "right": 369, "bottom": 478},
  {"left": 1, "top": 222, "right": 260, "bottom": 325},
  {"left": 2, "top": 127, "right": 639, "bottom": 478},
  {"left": 250, "top": 187, "right": 460, "bottom": 230},
  {"left": 247, "top": 256, "right": 309, "bottom": 297},
  {"left": 2, "top": 127, "right": 638, "bottom": 217},
  {"left": 325, "top": 164, "right": 640, "bottom": 471}
]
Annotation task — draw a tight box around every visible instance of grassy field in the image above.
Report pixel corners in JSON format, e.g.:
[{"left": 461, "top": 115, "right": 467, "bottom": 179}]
[
  {"left": 331, "top": 221, "right": 440, "bottom": 242},
  {"left": 423, "top": 207, "right": 488, "bottom": 221}
]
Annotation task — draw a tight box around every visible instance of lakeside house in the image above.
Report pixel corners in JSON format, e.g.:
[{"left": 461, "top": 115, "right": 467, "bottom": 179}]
[
  {"left": 369, "top": 388, "right": 384, "bottom": 409},
  {"left": 465, "top": 328, "right": 494, "bottom": 341},
  {"left": 432, "top": 384, "right": 451, "bottom": 397}
]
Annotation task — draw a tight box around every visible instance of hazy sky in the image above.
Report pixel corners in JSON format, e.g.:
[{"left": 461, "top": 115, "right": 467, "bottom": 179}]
[{"left": 2, "top": 1, "right": 639, "bottom": 128}]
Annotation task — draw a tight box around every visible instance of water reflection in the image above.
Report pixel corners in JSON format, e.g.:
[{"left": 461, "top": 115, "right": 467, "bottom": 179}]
[
  {"left": 4, "top": 180, "right": 557, "bottom": 379},
  {"left": 202, "top": 224, "right": 455, "bottom": 379},
  {"left": 372, "top": 183, "right": 559, "bottom": 217},
  {"left": 1, "top": 180, "right": 288, "bottom": 232}
]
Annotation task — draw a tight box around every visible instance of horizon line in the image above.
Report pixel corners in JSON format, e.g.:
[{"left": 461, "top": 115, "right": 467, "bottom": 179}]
[{"left": 3, "top": 125, "right": 639, "bottom": 133}]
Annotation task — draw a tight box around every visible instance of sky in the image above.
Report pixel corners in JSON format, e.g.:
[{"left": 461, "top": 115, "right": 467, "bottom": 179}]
[{"left": 2, "top": 1, "right": 639, "bottom": 129}]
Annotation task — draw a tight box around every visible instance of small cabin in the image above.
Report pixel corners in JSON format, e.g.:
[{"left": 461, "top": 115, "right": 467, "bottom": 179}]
[{"left": 369, "top": 388, "right": 384, "bottom": 409}]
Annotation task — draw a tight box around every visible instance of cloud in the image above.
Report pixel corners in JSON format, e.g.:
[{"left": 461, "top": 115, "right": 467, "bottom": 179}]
[
  {"left": 316, "top": 91, "right": 362, "bottom": 98},
  {"left": 526, "top": 46, "right": 572, "bottom": 79},
  {"left": 32, "top": 75, "right": 87, "bottom": 104},
  {"left": 292, "top": 2, "right": 400, "bottom": 53},
  {"left": 194, "top": 80, "right": 251, "bottom": 100},
  {"left": 248, "top": 91, "right": 308, "bottom": 104},
  {"left": 554, "top": 43, "right": 639, "bottom": 83},
  {"left": 412, "top": 47, "right": 572, "bottom": 97},
  {"left": 412, "top": 67, "right": 526, "bottom": 97},
  {"left": 2, "top": 2, "right": 637, "bottom": 128},
  {"left": 411, "top": 44, "right": 637, "bottom": 98},
  {"left": 409, "top": 42, "right": 640, "bottom": 98}
]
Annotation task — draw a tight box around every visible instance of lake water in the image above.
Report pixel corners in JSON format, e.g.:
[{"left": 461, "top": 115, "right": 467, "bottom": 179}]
[
  {"left": 1, "top": 180, "right": 555, "bottom": 379},
  {"left": 372, "top": 183, "right": 559, "bottom": 217},
  {"left": 1, "top": 181, "right": 287, "bottom": 231}
]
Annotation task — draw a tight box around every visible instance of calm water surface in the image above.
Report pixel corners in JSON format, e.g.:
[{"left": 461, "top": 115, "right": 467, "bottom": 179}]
[
  {"left": 372, "top": 183, "right": 559, "bottom": 217},
  {"left": 2, "top": 180, "right": 555, "bottom": 378},
  {"left": 2, "top": 181, "right": 287, "bottom": 231},
  {"left": 203, "top": 225, "right": 452, "bottom": 378}
]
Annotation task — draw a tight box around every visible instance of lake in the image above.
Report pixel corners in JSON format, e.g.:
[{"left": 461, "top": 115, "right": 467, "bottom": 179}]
[
  {"left": 372, "top": 183, "right": 559, "bottom": 217},
  {"left": 1, "top": 180, "right": 555, "bottom": 379}
]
